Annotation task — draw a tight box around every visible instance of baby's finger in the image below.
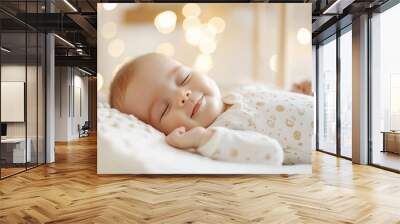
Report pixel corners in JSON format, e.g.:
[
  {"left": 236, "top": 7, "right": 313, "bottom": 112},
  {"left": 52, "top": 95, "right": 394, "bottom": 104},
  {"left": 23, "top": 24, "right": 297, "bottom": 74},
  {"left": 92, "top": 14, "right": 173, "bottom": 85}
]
[
  {"left": 176, "top": 126, "right": 186, "bottom": 135},
  {"left": 169, "top": 127, "right": 183, "bottom": 137}
]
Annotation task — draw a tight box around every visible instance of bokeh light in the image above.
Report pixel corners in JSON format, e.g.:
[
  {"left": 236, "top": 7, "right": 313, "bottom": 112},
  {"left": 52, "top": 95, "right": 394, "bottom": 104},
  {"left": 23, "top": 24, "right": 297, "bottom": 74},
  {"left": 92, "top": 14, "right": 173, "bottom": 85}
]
[
  {"left": 194, "top": 54, "right": 213, "bottom": 73},
  {"left": 208, "top": 17, "right": 226, "bottom": 34},
  {"left": 185, "top": 27, "right": 202, "bottom": 46},
  {"left": 182, "top": 17, "right": 201, "bottom": 31},
  {"left": 269, "top": 54, "right": 278, "bottom": 72},
  {"left": 103, "top": 3, "right": 117, "bottom": 11},
  {"left": 297, "top": 28, "right": 311, "bottom": 45},
  {"left": 101, "top": 22, "right": 117, "bottom": 39},
  {"left": 108, "top": 39, "right": 125, "bottom": 57},
  {"left": 198, "top": 38, "right": 216, "bottom": 54},
  {"left": 200, "top": 24, "right": 216, "bottom": 40},
  {"left": 156, "top": 42, "right": 175, "bottom": 57},
  {"left": 97, "top": 73, "right": 104, "bottom": 91},
  {"left": 122, "top": 56, "right": 133, "bottom": 64},
  {"left": 182, "top": 3, "right": 201, "bottom": 18},
  {"left": 154, "top": 11, "right": 177, "bottom": 34}
]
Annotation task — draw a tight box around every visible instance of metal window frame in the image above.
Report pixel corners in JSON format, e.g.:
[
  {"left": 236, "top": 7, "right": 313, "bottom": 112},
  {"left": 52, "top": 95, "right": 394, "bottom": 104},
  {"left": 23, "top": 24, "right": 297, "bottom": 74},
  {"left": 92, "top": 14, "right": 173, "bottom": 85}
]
[{"left": 315, "top": 23, "right": 353, "bottom": 162}]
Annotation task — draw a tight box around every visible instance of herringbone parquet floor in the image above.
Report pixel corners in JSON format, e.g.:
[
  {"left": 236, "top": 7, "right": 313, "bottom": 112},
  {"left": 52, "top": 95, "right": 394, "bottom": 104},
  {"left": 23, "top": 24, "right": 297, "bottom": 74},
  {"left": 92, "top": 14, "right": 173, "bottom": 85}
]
[{"left": 1, "top": 135, "right": 400, "bottom": 224}]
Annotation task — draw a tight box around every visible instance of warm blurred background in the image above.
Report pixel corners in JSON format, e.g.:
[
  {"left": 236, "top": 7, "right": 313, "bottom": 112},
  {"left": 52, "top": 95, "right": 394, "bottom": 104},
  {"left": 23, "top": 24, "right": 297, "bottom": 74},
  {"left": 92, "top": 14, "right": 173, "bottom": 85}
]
[{"left": 97, "top": 3, "right": 312, "bottom": 98}]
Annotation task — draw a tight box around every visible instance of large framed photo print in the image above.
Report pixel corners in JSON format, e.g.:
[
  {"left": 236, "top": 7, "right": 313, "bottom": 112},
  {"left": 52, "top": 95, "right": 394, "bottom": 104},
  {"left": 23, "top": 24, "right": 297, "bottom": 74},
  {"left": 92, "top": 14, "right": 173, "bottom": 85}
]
[{"left": 97, "top": 3, "right": 314, "bottom": 174}]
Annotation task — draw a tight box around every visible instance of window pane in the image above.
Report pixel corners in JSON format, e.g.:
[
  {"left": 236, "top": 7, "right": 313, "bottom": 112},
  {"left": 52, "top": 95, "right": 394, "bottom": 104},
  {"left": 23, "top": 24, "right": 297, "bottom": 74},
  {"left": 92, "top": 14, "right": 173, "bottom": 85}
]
[
  {"left": 371, "top": 3, "right": 400, "bottom": 171},
  {"left": 318, "top": 37, "right": 337, "bottom": 154},
  {"left": 340, "top": 29, "right": 352, "bottom": 158}
]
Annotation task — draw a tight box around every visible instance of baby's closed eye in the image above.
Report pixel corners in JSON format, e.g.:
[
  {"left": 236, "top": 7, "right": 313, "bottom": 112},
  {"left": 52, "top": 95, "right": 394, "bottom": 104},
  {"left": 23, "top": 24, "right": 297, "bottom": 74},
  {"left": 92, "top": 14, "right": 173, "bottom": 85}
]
[
  {"left": 178, "top": 71, "right": 191, "bottom": 86},
  {"left": 160, "top": 103, "right": 170, "bottom": 121}
]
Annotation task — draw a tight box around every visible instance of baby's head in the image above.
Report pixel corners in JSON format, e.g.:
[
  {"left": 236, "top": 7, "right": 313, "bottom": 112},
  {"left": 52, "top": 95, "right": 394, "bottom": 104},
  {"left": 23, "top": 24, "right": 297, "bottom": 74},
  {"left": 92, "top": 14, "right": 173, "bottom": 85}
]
[{"left": 110, "top": 53, "right": 224, "bottom": 134}]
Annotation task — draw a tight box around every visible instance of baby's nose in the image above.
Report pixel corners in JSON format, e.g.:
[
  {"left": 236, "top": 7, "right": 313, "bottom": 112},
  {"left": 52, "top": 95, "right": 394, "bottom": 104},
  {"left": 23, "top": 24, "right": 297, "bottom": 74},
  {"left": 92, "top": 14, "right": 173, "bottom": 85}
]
[{"left": 178, "top": 90, "right": 191, "bottom": 106}]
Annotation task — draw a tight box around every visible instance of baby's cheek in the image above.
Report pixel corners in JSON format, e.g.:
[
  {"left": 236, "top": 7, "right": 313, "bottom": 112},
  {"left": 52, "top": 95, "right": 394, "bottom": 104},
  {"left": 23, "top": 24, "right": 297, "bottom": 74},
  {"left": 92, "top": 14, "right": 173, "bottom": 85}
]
[
  {"left": 163, "top": 124, "right": 177, "bottom": 135},
  {"left": 163, "top": 117, "right": 186, "bottom": 134}
]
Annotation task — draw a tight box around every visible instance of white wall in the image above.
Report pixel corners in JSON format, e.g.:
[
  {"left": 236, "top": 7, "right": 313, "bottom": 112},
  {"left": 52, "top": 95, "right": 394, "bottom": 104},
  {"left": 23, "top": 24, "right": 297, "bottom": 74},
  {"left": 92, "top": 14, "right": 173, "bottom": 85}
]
[
  {"left": 54, "top": 67, "right": 89, "bottom": 141},
  {"left": 55, "top": 67, "right": 68, "bottom": 141},
  {"left": 72, "top": 74, "right": 89, "bottom": 138}
]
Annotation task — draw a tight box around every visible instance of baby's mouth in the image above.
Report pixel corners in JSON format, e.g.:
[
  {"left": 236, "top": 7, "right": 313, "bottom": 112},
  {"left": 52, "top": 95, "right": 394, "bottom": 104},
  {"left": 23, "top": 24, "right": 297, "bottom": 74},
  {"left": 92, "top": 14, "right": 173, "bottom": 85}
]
[{"left": 191, "top": 95, "right": 204, "bottom": 118}]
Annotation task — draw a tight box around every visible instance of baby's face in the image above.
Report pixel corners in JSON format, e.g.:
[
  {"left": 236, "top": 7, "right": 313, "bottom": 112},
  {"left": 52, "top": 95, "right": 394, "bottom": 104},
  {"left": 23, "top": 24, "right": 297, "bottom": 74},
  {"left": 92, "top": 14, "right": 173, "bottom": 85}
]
[{"left": 122, "top": 54, "right": 224, "bottom": 134}]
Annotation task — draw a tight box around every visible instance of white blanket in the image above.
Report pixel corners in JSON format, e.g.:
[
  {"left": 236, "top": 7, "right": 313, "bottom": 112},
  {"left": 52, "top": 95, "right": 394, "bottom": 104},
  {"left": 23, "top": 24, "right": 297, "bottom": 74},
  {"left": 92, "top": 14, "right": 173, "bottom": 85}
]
[{"left": 97, "top": 102, "right": 311, "bottom": 174}]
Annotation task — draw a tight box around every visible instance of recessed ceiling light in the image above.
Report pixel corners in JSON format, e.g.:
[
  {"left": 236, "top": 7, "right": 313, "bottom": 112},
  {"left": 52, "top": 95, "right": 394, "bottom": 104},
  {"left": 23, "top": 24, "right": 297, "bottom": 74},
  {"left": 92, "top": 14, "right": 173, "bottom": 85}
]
[
  {"left": 63, "top": 0, "right": 78, "bottom": 12},
  {"left": 1, "top": 47, "right": 11, "bottom": 53},
  {"left": 54, "top": 34, "right": 75, "bottom": 48},
  {"left": 323, "top": 0, "right": 354, "bottom": 15},
  {"left": 78, "top": 67, "right": 92, "bottom": 76}
]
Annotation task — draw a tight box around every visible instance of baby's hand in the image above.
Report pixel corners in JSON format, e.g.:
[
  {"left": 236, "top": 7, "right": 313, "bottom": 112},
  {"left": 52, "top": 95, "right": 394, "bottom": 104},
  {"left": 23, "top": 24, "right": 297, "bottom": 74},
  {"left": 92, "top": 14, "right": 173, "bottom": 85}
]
[{"left": 166, "top": 126, "right": 206, "bottom": 150}]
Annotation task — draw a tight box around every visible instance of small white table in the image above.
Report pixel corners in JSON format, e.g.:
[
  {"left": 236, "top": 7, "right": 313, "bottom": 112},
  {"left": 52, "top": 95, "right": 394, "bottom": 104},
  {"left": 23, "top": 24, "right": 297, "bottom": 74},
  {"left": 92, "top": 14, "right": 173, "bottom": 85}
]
[{"left": 1, "top": 138, "right": 31, "bottom": 163}]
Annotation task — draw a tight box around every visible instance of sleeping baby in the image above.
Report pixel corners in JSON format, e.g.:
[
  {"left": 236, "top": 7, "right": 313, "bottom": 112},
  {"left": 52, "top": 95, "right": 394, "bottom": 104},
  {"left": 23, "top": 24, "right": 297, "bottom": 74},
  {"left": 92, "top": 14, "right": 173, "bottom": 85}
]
[{"left": 109, "top": 53, "right": 314, "bottom": 166}]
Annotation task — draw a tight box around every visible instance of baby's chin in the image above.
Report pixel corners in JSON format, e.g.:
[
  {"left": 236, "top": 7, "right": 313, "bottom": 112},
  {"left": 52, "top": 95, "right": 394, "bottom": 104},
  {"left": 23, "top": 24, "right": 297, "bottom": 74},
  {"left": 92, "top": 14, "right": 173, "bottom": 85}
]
[
  {"left": 201, "top": 97, "right": 223, "bottom": 126},
  {"left": 194, "top": 110, "right": 220, "bottom": 129}
]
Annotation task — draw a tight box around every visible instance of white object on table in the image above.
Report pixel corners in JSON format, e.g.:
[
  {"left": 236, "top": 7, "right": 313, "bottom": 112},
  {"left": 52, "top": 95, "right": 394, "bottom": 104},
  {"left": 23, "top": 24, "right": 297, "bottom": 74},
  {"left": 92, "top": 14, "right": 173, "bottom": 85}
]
[{"left": 1, "top": 138, "right": 31, "bottom": 163}]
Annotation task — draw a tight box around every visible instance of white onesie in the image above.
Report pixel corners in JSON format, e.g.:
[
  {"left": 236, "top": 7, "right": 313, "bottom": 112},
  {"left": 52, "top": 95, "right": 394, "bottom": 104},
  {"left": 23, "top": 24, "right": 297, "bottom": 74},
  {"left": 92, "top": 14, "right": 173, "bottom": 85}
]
[{"left": 196, "top": 86, "right": 314, "bottom": 165}]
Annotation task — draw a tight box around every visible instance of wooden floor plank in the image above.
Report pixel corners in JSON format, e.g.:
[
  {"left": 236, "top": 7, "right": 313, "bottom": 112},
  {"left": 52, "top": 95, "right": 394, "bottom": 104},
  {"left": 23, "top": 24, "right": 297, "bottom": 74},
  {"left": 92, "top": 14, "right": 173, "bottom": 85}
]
[{"left": 1, "top": 135, "right": 400, "bottom": 223}]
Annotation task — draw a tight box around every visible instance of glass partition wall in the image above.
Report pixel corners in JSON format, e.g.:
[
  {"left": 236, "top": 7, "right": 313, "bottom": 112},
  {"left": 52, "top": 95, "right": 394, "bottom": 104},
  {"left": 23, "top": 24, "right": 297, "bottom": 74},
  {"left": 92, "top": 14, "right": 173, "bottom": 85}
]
[{"left": 0, "top": 2, "right": 46, "bottom": 179}]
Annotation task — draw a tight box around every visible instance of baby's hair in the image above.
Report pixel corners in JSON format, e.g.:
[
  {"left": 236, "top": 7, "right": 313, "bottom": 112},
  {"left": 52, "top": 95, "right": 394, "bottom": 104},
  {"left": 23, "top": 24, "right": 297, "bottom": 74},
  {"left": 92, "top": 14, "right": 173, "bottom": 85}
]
[
  {"left": 109, "top": 58, "right": 137, "bottom": 111},
  {"left": 109, "top": 53, "right": 163, "bottom": 112}
]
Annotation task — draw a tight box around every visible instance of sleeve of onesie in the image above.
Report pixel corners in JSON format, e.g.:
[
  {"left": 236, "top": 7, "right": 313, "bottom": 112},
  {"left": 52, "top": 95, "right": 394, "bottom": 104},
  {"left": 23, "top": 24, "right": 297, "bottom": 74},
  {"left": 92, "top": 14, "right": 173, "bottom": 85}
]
[{"left": 197, "top": 127, "right": 284, "bottom": 166}]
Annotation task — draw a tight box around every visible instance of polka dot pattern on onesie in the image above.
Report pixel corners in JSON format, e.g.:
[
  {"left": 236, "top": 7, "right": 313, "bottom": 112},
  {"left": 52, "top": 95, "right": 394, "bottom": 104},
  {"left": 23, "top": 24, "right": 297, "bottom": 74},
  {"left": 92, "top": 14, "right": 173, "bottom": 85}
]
[{"left": 210, "top": 87, "right": 314, "bottom": 165}]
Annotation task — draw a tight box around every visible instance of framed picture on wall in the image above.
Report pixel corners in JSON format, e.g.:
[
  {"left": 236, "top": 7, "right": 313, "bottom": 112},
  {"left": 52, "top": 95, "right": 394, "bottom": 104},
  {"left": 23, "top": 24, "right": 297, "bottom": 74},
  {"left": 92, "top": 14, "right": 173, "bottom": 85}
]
[{"left": 97, "top": 3, "right": 314, "bottom": 174}]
